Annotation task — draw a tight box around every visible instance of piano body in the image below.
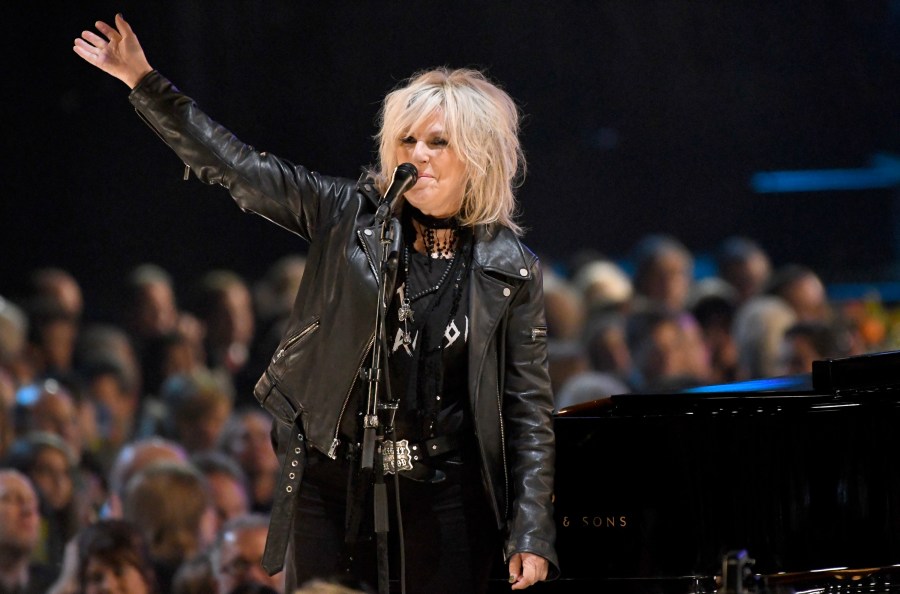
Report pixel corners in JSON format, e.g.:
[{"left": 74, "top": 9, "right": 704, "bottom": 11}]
[{"left": 546, "top": 350, "right": 900, "bottom": 593}]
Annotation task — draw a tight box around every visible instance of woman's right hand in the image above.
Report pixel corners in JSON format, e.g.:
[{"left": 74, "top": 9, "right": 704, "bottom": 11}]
[{"left": 73, "top": 13, "right": 153, "bottom": 89}]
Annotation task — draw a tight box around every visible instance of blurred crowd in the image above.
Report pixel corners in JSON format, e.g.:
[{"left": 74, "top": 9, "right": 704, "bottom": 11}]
[
  {"left": 0, "top": 233, "right": 897, "bottom": 593},
  {"left": 544, "top": 234, "right": 898, "bottom": 410}
]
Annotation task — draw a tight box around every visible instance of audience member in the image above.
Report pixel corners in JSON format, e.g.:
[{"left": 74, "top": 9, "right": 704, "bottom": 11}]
[
  {"left": 14, "top": 379, "right": 108, "bottom": 510},
  {"left": 217, "top": 408, "right": 278, "bottom": 513},
  {"left": 105, "top": 435, "right": 190, "bottom": 518},
  {"left": 630, "top": 233, "right": 694, "bottom": 313},
  {"left": 688, "top": 277, "right": 740, "bottom": 383},
  {"left": 716, "top": 236, "right": 772, "bottom": 306},
  {"left": 4, "top": 432, "right": 85, "bottom": 571},
  {"left": 77, "top": 351, "right": 141, "bottom": 474},
  {"left": 732, "top": 295, "right": 798, "bottom": 380},
  {"left": 246, "top": 256, "right": 306, "bottom": 409},
  {"left": 191, "top": 449, "right": 251, "bottom": 530},
  {"left": 140, "top": 327, "right": 204, "bottom": 404},
  {"left": 74, "top": 322, "right": 143, "bottom": 399},
  {"left": 0, "top": 469, "right": 57, "bottom": 594},
  {"left": 15, "top": 379, "right": 83, "bottom": 457},
  {"left": 189, "top": 270, "right": 257, "bottom": 400},
  {"left": 122, "top": 263, "right": 206, "bottom": 396},
  {"left": 570, "top": 257, "right": 633, "bottom": 318},
  {"left": 765, "top": 264, "right": 832, "bottom": 323},
  {"left": 546, "top": 339, "right": 591, "bottom": 397},
  {"left": 22, "top": 299, "right": 78, "bottom": 385},
  {"left": 0, "top": 299, "right": 30, "bottom": 460},
  {"left": 19, "top": 269, "right": 84, "bottom": 387},
  {"left": 211, "top": 513, "right": 285, "bottom": 594},
  {"left": 171, "top": 550, "right": 216, "bottom": 594},
  {"left": 10, "top": 380, "right": 108, "bottom": 539},
  {"left": 122, "top": 264, "right": 181, "bottom": 343},
  {"left": 158, "top": 369, "right": 234, "bottom": 454},
  {"left": 580, "top": 310, "right": 632, "bottom": 381},
  {"left": 542, "top": 270, "right": 586, "bottom": 341},
  {"left": 77, "top": 518, "right": 160, "bottom": 594},
  {"left": 775, "top": 320, "right": 854, "bottom": 376},
  {"left": 625, "top": 305, "right": 710, "bottom": 391},
  {"left": 123, "top": 461, "right": 217, "bottom": 592},
  {"left": 27, "top": 268, "right": 84, "bottom": 324},
  {"left": 252, "top": 255, "right": 306, "bottom": 332},
  {"left": 0, "top": 296, "right": 30, "bottom": 390}
]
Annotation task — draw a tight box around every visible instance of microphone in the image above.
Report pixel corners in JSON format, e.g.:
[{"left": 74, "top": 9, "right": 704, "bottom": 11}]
[{"left": 374, "top": 163, "right": 418, "bottom": 225}]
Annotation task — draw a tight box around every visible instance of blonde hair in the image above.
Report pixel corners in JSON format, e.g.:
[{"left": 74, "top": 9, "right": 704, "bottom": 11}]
[
  {"left": 123, "top": 461, "right": 210, "bottom": 563},
  {"left": 372, "top": 67, "right": 525, "bottom": 235}
]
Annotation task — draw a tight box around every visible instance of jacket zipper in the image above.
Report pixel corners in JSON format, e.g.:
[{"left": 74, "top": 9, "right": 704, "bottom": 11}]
[
  {"left": 274, "top": 318, "right": 320, "bottom": 361},
  {"left": 497, "top": 383, "right": 509, "bottom": 518},
  {"left": 497, "top": 312, "right": 510, "bottom": 519},
  {"left": 531, "top": 326, "right": 547, "bottom": 340},
  {"left": 328, "top": 333, "right": 376, "bottom": 459}
]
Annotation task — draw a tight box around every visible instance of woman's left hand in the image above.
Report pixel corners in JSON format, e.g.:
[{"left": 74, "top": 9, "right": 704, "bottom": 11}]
[
  {"left": 508, "top": 552, "right": 549, "bottom": 590},
  {"left": 73, "top": 13, "right": 153, "bottom": 89}
]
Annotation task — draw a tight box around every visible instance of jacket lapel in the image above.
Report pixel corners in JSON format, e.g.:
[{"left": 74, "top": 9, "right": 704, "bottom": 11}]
[{"left": 467, "top": 225, "right": 532, "bottom": 406}]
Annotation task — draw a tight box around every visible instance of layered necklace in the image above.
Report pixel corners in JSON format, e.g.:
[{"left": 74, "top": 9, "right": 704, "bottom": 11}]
[{"left": 397, "top": 208, "right": 460, "bottom": 345}]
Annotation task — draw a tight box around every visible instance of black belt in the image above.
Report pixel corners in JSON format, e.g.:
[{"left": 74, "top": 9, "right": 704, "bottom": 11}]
[
  {"left": 261, "top": 424, "right": 307, "bottom": 575},
  {"left": 382, "top": 434, "right": 459, "bottom": 483}
]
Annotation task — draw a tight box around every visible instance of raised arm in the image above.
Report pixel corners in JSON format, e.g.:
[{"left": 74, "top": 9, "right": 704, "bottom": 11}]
[{"left": 73, "top": 13, "right": 153, "bottom": 89}]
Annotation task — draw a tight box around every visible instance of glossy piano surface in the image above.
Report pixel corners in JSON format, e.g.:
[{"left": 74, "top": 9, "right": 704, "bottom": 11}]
[{"left": 548, "top": 355, "right": 900, "bottom": 593}]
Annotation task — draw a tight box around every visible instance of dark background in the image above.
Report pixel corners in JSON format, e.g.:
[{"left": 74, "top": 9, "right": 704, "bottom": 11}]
[{"left": 4, "top": 1, "right": 900, "bottom": 321}]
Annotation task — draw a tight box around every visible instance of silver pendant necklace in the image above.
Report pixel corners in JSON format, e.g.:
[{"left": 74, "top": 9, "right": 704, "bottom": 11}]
[{"left": 399, "top": 245, "right": 456, "bottom": 345}]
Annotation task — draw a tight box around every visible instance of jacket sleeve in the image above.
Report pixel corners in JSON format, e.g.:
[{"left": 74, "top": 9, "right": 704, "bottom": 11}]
[
  {"left": 501, "top": 254, "right": 560, "bottom": 579},
  {"left": 127, "top": 70, "right": 350, "bottom": 241}
]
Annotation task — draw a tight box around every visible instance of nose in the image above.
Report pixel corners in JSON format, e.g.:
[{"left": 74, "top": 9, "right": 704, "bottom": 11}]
[{"left": 411, "top": 140, "right": 431, "bottom": 163}]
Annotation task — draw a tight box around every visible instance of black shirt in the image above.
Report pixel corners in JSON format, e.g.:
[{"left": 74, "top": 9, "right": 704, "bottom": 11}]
[{"left": 387, "top": 248, "right": 471, "bottom": 442}]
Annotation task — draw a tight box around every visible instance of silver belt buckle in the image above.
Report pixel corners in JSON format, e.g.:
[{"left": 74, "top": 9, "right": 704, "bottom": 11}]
[{"left": 383, "top": 439, "right": 414, "bottom": 474}]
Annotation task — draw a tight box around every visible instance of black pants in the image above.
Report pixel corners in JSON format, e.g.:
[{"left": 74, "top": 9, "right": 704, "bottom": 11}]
[{"left": 284, "top": 445, "right": 501, "bottom": 594}]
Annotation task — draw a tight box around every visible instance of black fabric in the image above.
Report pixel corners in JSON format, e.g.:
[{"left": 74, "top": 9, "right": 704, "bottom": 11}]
[
  {"left": 407, "top": 205, "right": 457, "bottom": 229},
  {"left": 0, "top": 563, "right": 57, "bottom": 594},
  {"left": 387, "top": 221, "right": 473, "bottom": 442},
  {"left": 286, "top": 447, "right": 500, "bottom": 594}
]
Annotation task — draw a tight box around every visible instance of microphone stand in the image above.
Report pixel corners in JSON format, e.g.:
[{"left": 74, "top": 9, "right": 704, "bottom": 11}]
[{"left": 360, "top": 207, "right": 402, "bottom": 594}]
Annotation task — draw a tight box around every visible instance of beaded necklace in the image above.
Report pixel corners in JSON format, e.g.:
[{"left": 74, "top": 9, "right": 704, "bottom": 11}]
[
  {"left": 398, "top": 245, "right": 457, "bottom": 345},
  {"left": 397, "top": 208, "right": 460, "bottom": 345},
  {"left": 411, "top": 208, "right": 459, "bottom": 259}
]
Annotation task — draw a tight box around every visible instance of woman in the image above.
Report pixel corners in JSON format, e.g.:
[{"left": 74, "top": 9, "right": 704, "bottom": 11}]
[
  {"left": 78, "top": 519, "right": 159, "bottom": 594},
  {"left": 74, "top": 14, "right": 557, "bottom": 593},
  {"left": 47, "top": 518, "right": 159, "bottom": 594},
  {"left": 122, "top": 461, "right": 217, "bottom": 592},
  {"left": 5, "top": 431, "right": 82, "bottom": 571}
]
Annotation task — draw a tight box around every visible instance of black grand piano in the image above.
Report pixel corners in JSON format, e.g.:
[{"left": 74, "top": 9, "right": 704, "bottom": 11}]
[{"left": 544, "top": 350, "right": 900, "bottom": 593}]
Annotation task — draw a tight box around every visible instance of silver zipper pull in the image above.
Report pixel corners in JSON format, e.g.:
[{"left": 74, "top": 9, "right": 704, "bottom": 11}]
[{"left": 327, "top": 438, "right": 340, "bottom": 459}]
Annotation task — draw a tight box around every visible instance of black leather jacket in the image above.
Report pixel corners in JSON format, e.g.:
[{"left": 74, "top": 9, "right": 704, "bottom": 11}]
[{"left": 129, "top": 71, "right": 558, "bottom": 574}]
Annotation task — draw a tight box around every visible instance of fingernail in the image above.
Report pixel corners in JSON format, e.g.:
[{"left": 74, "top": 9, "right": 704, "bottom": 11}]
[{"left": 508, "top": 575, "right": 517, "bottom": 584}]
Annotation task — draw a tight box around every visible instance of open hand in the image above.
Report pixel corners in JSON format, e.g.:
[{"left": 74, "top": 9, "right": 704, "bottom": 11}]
[{"left": 73, "top": 13, "right": 153, "bottom": 89}]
